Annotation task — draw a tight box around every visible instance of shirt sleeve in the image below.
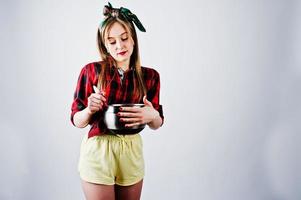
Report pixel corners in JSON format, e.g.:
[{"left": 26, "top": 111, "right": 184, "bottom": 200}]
[
  {"left": 70, "top": 66, "right": 93, "bottom": 126},
  {"left": 147, "top": 70, "right": 164, "bottom": 126}
]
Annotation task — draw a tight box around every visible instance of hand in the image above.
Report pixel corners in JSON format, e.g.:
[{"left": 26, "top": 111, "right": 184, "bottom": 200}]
[
  {"left": 87, "top": 86, "right": 107, "bottom": 115},
  {"left": 118, "top": 96, "right": 160, "bottom": 128}
]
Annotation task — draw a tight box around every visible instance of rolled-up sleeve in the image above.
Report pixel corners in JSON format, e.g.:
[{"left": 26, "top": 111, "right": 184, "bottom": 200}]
[
  {"left": 147, "top": 70, "right": 164, "bottom": 126},
  {"left": 70, "top": 66, "right": 92, "bottom": 126}
]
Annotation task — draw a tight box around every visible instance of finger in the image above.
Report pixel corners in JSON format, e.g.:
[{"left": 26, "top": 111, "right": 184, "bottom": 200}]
[
  {"left": 96, "top": 101, "right": 104, "bottom": 108},
  {"left": 90, "top": 104, "right": 100, "bottom": 109},
  {"left": 120, "top": 117, "right": 141, "bottom": 123},
  {"left": 101, "top": 91, "right": 106, "bottom": 97},
  {"left": 90, "top": 96, "right": 106, "bottom": 106},
  {"left": 90, "top": 98, "right": 101, "bottom": 104},
  {"left": 89, "top": 102, "right": 102, "bottom": 110},
  {"left": 120, "top": 107, "right": 141, "bottom": 112},
  {"left": 89, "top": 105, "right": 100, "bottom": 113},
  {"left": 90, "top": 93, "right": 102, "bottom": 100},
  {"left": 90, "top": 98, "right": 104, "bottom": 107},
  {"left": 100, "top": 95, "right": 107, "bottom": 102},
  {"left": 118, "top": 112, "right": 140, "bottom": 118},
  {"left": 124, "top": 122, "right": 142, "bottom": 128},
  {"left": 143, "top": 95, "right": 153, "bottom": 106}
]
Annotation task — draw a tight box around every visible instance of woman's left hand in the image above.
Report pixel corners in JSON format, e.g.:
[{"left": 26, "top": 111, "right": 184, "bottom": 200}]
[{"left": 118, "top": 96, "right": 160, "bottom": 128}]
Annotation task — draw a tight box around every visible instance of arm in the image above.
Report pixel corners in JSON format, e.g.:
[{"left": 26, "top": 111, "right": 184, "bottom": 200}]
[
  {"left": 70, "top": 65, "right": 106, "bottom": 128},
  {"left": 73, "top": 87, "right": 107, "bottom": 128},
  {"left": 118, "top": 69, "right": 164, "bottom": 129},
  {"left": 145, "top": 69, "right": 164, "bottom": 128},
  {"left": 148, "top": 116, "right": 163, "bottom": 130},
  {"left": 145, "top": 98, "right": 163, "bottom": 130},
  {"left": 73, "top": 107, "right": 93, "bottom": 128},
  {"left": 117, "top": 96, "right": 163, "bottom": 129}
]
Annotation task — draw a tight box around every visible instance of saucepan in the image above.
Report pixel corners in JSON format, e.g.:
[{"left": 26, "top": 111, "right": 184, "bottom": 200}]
[{"left": 104, "top": 103, "right": 146, "bottom": 134}]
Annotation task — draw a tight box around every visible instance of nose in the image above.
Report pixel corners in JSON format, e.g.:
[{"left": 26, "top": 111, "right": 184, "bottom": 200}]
[{"left": 115, "top": 39, "right": 123, "bottom": 50}]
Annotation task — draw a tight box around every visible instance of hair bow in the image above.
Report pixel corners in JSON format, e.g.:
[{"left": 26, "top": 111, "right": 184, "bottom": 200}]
[{"left": 100, "top": 2, "right": 146, "bottom": 32}]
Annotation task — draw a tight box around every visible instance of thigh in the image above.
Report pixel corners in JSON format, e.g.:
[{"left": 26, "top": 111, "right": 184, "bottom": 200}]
[
  {"left": 115, "top": 179, "right": 143, "bottom": 200},
  {"left": 81, "top": 180, "right": 115, "bottom": 200},
  {"left": 115, "top": 134, "right": 145, "bottom": 186},
  {"left": 78, "top": 135, "right": 116, "bottom": 185}
]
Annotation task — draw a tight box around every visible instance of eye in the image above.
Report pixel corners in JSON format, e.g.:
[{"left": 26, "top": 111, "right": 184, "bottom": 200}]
[
  {"left": 109, "top": 41, "right": 116, "bottom": 45},
  {"left": 121, "top": 37, "right": 128, "bottom": 41}
]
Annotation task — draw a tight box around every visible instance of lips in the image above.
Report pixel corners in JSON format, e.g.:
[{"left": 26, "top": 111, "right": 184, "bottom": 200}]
[{"left": 118, "top": 51, "right": 127, "bottom": 56}]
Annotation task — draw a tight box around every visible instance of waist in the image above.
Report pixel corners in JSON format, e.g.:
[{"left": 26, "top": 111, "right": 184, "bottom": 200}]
[{"left": 87, "top": 122, "right": 142, "bottom": 138}]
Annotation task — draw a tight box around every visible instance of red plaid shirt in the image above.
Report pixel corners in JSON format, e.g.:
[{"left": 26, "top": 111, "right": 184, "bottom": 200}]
[{"left": 71, "top": 61, "right": 164, "bottom": 138}]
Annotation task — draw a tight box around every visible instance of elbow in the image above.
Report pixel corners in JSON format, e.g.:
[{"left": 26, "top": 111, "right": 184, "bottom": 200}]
[
  {"left": 73, "top": 120, "right": 89, "bottom": 128},
  {"left": 75, "top": 123, "right": 88, "bottom": 129}
]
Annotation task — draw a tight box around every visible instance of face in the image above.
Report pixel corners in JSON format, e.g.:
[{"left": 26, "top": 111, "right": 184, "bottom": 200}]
[{"left": 105, "top": 22, "right": 134, "bottom": 66}]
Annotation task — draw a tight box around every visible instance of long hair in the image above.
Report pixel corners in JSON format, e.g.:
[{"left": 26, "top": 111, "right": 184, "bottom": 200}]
[{"left": 97, "top": 17, "right": 146, "bottom": 101}]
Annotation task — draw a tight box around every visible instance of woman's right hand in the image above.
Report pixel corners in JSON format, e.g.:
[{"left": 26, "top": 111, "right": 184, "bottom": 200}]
[{"left": 87, "top": 86, "right": 107, "bottom": 115}]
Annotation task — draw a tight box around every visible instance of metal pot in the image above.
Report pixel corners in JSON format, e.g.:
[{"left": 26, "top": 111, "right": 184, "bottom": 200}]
[{"left": 104, "top": 103, "right": 146, "bottom": 134}]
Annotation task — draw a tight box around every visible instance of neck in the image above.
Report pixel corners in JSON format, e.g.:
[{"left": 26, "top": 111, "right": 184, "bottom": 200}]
[{"left": 116, "top": 60, "right": 130, "bottom": 71}]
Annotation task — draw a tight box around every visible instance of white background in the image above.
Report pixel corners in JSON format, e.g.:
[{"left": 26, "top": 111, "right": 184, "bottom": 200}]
[{"left": 0, "top": 0, "right": 300, "bottom": 199}]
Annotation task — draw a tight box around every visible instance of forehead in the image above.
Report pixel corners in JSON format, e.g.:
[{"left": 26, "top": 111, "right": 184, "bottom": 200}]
[{"left": 107, "top": 22, "right": 127, "bottom": 38}]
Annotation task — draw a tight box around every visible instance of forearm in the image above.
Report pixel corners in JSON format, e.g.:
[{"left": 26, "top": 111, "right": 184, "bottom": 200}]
[
  {"left": 147, "top": 111, "right": 163, "bottom": 130},
  {"left": 73, "top": 107, "right": 93, "bottom": 128}
]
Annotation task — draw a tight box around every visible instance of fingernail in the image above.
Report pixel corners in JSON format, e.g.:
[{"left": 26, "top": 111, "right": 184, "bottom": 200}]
[{"left": 119, "top": 107, "right": 123, "bottom": 111}]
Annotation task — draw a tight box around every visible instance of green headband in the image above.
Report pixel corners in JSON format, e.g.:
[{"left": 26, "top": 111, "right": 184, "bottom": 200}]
[{"left": 100, "top": 2, "right": 146, "bottom": 32}]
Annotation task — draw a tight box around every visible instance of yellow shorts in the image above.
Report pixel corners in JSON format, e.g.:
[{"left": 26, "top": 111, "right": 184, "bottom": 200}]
[{"left": 78, "top": 133, "right": 144, "bottom": 186}]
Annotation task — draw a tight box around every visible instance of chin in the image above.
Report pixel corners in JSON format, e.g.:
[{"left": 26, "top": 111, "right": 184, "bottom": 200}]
[{"left": 116, "top": 57, "right": 130, "bottom": 63}]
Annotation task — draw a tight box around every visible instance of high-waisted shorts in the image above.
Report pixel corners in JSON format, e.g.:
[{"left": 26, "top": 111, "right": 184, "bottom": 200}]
[{"left": 78, "top": 133, "right": 144, "bottom": 186}]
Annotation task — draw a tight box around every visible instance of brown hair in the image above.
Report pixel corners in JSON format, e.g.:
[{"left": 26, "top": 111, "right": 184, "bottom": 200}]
[{"left": 97, "top": 17, "right": 146, "bottom": 101}]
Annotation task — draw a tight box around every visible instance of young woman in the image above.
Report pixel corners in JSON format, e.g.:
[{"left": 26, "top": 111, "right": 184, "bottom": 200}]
[{"left": 70, "top": 3, "right": 164, "bottom": 200}]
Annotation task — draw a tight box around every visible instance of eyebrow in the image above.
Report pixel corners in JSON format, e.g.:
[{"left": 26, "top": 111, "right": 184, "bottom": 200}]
[{"left": 108, "top": 32, "right": 128, "bottom": 40}]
